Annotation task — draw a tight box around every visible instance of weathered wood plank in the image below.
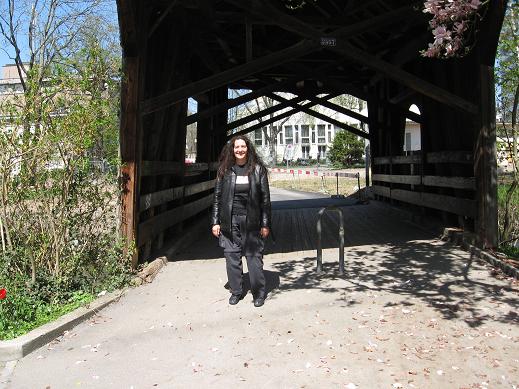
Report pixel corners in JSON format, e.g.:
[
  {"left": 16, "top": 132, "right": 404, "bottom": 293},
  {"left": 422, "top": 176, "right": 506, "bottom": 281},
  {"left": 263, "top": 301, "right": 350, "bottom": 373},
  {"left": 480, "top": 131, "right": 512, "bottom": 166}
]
[
  {"left": 372, "top": 174, "right": 421, "bottom": 185},
  {"left": 142, "top": 161, "right": 218, "bottom": 177},
  {"left": 370, "top": 185, "right": 390, "bottom": 198},
  {"left": 138, "top": 194, "right": 213, "bottom": 246},
  {"left": 373, "top": 157, "right": 391, "bottom": 165},
  {"left": 140, "top": 187, "right": 184, "bottom": 212},
  {"left": 373, "top": 155, "right": 421, "bottom": 165},
  {"left": 141, "top": 161, "right": 182, "bottom": 177},
  {"left": 140, "top": 179, "right": 216, "bottom": 211},
  {"left": 393, "top": 155, "right": 421, "bottom": 164},
  {"left": 426, "top": 151, "right": 473, "bottom": 164},
  {"left": 423, "top": 176, "right": 476, "bottom": 190},
  {"left": 391, "top": 189, "right": 476, "bottom": 218}
]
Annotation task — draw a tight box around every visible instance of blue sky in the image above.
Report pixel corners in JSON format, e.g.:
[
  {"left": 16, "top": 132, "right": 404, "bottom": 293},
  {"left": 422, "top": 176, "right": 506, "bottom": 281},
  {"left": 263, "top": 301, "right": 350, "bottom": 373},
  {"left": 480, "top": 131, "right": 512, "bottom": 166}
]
[
  {"left": 1, "top": 1, "right": 119, "bottom": 69},
  {"left": 0, "top": 51, "right": 12, "bottom": 67}
]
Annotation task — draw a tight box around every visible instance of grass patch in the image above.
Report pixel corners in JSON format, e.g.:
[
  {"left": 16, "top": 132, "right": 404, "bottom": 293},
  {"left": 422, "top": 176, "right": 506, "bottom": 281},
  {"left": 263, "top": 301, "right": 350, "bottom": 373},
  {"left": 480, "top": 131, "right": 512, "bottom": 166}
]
[
  {"left": 498, "top": 244, "right": 519, "bottom": 259},
  {"left": 271, "top": 176, "right": 360, "bottom": 196},
  {"left": 0, "top": 290, "right": 95, "bottom": 340}
]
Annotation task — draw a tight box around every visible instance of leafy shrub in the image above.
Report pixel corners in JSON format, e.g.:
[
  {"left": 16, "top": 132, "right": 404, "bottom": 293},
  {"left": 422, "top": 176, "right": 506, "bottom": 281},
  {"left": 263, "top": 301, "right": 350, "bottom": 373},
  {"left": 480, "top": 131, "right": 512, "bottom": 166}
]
[{"left": 0, "top": 39, "right": 133, "bottom": 340}]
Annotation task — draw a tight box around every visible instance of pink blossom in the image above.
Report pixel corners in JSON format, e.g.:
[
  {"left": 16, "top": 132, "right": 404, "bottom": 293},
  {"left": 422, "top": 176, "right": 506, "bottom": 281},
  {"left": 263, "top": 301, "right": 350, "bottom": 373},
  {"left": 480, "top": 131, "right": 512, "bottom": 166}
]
[
  {"left": 432, "top": 26, "right": 452, "bottom": 44},
  {"left": 468, "top": 0, "right": 481, "bottom": 10},
  {"left": 422, "top": 0, "right": 485, "bottom": 58}
]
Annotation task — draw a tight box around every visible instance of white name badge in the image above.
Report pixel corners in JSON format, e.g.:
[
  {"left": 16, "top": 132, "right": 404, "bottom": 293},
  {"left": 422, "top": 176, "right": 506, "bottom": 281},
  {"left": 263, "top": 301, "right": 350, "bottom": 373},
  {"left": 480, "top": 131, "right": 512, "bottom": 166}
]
[{"left": 236, "top": 176, "right": 249, "bottom": 184}]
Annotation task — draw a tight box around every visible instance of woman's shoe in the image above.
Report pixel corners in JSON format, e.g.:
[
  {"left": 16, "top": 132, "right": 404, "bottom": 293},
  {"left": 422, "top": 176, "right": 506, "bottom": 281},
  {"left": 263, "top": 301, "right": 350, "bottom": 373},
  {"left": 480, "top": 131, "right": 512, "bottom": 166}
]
[{"left": 229, "top": 294, "right": 242, "bottom": 305}]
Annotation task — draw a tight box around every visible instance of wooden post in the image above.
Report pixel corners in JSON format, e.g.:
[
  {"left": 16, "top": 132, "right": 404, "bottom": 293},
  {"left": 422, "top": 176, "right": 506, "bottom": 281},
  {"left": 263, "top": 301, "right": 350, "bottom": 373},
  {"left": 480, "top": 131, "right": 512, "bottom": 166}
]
[
  {"left": 365, "top": 143, "right": 370, "bottom": 188},
  {"left": 211, "top": 86, "right": 229, "bottom": 162},
  {"left": 474, "top": 65, "right": 498, "bottom": 248},
  {"left": 119, "top": 55, "right": 141, "bottom": 268}
]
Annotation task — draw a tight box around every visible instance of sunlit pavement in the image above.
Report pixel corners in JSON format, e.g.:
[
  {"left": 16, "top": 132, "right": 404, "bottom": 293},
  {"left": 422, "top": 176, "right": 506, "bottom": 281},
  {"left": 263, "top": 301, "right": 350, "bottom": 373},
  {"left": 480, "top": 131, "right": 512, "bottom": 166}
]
[{"left": 5, "top": 189, "right": 518, "bottom": 389}]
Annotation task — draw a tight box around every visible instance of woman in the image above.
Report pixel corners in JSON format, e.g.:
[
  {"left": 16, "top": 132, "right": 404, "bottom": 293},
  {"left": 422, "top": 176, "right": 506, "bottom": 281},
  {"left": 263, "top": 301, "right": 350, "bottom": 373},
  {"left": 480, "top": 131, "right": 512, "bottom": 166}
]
[{"left": 211, "top": 135, "right": 271, "bottom": 307}]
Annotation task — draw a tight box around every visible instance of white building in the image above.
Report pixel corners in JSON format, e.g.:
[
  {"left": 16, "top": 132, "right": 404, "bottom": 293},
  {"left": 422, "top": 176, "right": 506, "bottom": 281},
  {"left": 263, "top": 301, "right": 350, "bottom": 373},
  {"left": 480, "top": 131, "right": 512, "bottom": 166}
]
[
  {"left": 403, "top": 104, "right": 422, "bottom": 152},
  {"left": 245, "top": 95, "right": 368, "bottom": 164}
]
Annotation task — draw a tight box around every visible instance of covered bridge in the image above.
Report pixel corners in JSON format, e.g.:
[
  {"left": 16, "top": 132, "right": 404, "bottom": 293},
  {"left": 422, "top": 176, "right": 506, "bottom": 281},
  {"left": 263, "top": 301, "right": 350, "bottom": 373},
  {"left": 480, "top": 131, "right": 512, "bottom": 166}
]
[{"left": 116, "top": 0, "right": 507, "bottom": 265}]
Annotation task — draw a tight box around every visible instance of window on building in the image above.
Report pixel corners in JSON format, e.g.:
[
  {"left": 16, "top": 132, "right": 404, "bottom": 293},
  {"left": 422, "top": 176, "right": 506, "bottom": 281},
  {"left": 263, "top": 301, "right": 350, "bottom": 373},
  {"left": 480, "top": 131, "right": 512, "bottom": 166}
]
[
  {"left": 311, "top": 129, "right": 316, "bottom": 143},
  {"left": 328, "top": 131, "right": 332, "bottom": 143},
  {"left": 285, "top": 125, "right": 293, "bottom": 144},
  {"left": 317, "top": 125, "right": 326, "bottom": 144},
  {"left": 301, "top": 125, "right": 310, "bottom": 144},
  {"left": 255, "top": 128, "right": 263, "bottom": 146},
  {"left": 318, "top": 145, "right": 327, "bottom": 159},
  {"left": 302, "top": 145, "right": 310, "bottom": 159},
  {"left": 295, "top": 128, "right": 299, "bottom": 144}
]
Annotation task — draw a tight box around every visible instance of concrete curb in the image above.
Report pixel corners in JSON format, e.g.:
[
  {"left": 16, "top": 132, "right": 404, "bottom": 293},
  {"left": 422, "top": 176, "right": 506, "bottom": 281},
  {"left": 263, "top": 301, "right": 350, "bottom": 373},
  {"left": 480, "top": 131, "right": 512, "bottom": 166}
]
[
  {"left": 0, "top": 289, "right": 125, "bottom": 362},
  {"left": 442, "top": 228, "right": 519, "bottom": 279}
]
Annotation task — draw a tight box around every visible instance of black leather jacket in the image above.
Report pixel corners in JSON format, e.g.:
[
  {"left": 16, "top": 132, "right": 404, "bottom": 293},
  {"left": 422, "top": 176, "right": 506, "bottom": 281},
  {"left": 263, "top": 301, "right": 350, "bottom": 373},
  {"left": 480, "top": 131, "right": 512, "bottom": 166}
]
[{"left": 211, "top": 164, "right": 271, "bottom": 237}]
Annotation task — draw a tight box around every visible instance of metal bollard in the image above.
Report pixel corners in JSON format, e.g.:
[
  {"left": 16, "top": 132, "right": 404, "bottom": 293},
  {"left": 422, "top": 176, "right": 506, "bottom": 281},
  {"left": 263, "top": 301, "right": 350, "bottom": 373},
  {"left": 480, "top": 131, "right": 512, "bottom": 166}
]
[{"left": 316, "top": 206, "right": 345, "bottom": 274}]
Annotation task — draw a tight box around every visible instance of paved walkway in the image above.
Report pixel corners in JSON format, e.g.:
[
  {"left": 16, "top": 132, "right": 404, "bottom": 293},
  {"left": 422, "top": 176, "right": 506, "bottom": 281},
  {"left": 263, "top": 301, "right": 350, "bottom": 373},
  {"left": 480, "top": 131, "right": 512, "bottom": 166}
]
[{"left": 5, "top": 189, "right": 519, "bottom": 389}]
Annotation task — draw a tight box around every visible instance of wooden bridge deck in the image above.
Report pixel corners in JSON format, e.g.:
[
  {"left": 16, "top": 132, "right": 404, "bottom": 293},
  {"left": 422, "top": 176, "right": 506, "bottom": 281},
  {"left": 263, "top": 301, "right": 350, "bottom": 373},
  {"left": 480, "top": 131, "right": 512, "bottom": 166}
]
[{"left": 174, "top": 189, "right": 441, "bottom": 262}]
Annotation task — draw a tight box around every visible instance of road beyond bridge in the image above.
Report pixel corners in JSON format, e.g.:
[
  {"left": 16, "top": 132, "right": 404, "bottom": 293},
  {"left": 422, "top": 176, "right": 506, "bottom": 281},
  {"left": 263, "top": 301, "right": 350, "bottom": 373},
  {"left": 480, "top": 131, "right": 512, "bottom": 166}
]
[{"left": 5, "top": 188, "right": 518, "bottom": 389}]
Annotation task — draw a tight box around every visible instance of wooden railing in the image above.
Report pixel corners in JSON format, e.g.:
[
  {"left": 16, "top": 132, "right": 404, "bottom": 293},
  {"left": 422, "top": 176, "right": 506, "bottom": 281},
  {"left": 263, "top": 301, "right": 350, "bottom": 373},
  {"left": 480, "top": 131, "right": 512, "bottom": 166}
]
[
  {"left": 137, "top": 161, "right": 218, "bottom": 248},
  {"left": 371, "top": 151, "right": 476, "bottom": 218}
]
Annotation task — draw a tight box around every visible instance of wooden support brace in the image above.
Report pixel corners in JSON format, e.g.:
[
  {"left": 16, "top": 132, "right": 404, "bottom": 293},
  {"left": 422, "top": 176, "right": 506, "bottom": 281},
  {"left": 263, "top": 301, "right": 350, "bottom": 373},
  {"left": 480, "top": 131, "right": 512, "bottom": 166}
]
[
  {"left": 268, "top": 93, "right": 369, "bottom": 139},
  {"left": 225, "top": 0, "right": 478, "bottom": 116},
  {"left": 221, "top": 95, "right": 306, "bottom": 133},
  {"left": 228, "top": 93, "right": 340, "bottom": 138},
  {"left": 141, "top": 39, "right": 319, "bottom": 115}
]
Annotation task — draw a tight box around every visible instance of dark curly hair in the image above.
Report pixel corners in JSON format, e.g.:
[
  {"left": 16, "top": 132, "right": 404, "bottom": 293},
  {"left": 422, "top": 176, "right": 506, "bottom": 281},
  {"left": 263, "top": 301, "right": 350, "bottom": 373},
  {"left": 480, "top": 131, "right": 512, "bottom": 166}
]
[{"left": 217, "top": 135, "right": 266, "bottom": 178}]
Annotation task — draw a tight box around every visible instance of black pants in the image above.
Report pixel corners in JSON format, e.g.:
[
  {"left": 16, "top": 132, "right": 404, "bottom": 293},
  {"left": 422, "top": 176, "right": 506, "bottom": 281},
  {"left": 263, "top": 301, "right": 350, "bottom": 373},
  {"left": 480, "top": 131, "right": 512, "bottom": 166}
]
[{"left": 219, "top": 214, "right": 266, "bottom": 298}]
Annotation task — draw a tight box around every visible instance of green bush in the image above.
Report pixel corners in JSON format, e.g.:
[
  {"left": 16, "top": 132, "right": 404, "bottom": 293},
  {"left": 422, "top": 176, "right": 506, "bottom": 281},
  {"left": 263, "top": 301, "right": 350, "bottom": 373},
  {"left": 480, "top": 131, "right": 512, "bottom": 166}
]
[
  {"left": 328, "top": 131, "right": 365, "bottom": 168},
  {"left": 0, "top": 239, "right": 131, "bottom": 340},
  {"left": 497, "top": 182, "right": 519, "bottom": 246},
  {"left": 0, "top": 40, "right": 132, "bottom": 340}
]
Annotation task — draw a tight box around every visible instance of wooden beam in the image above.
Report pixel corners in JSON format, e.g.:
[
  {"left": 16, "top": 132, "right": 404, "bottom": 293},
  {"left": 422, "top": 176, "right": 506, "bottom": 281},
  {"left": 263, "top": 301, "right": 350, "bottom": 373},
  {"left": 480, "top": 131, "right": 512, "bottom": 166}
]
[
  {"left": 267, "top": 93, "right": 370, "bottom": 139},
  {"left": 423, "top": 176, "right": 476, "bottom": 190},
  {"left": 148, "top": 0, "right": 179, "bottom": 38},
  {"left": 336, "top": 43, "right": 478, "bottom": 115},
  {"left": 222, "top": 95, "right": 306, "bottom": 133},
  {"left": 140, "top": 179, "right": 216, "bottom": 211},
  {"left": 426, "top": 151, "right": 473, "bottom": 164},
  {"left": 246, "top": 20, "right": 253, "bottom": 62},
  {"left": 370, "top": 32, "right": 430, "bottom": 85},
  {"left": 141, "top": 39, "right": 319, "bottom": 115},
  {"left": 305, "top": 95, "right": 369, "bottom": 124},
  {"left": 391, "top": 189, "right": 476, "bottom": 218},
  {"left": 187, "top": 80, "right": 289, "bottom": 125},
  {"left": 372, "top": 174, "right": 421, "bottom": 185},
  {"left": 193, "top": 40, "right": 221, "bottom": 74},
  {"left": 226, "top": 0, "right": 478, "bottom": 115},
  {"left": 141, "top": 161, "right": 217, "bottom": 177},
  {"left": 187, "top": 61, "right": 340, "bottom": 125},
  {"left": 475, "top": 65, "right": 498, "bottom": 247},
  {"left": 228, "top": 93, "right": 340, "bottom": 138},
  {"left": 138, "top": 194, "right": 214, "bottom": 247},
  {"left": 389, "top": 89, "right": 416, "bottom": 105},
  {"left": 373, "top": 155, "right": 421, "bottom": 165},
  {"left": 116, "top": 0, "right": 138, "bottom": 56}
]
